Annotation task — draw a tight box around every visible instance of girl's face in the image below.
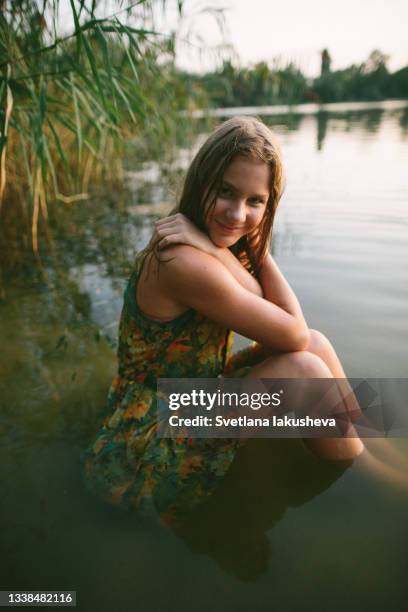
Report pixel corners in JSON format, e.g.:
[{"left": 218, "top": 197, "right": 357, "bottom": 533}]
[{"left": 204, "top": 156, "right": 270, "bottom": 248}]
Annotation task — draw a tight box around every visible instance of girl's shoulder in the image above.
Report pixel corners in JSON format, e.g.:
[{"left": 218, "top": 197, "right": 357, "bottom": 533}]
[
  {"left": 157, "top": 244, "right": 218, "bottom": 273},
  {"left": 134, "top": 244, "right": 210, "bottom": 275},
  {"left": 153, "top": 244, "right": 228, "bottom": 304},
  {"left": 134, "top": 246, "right": 192, "bottom": 322},
  {"left": 157, "top": 245, "right": 239, "bottom": 302}
]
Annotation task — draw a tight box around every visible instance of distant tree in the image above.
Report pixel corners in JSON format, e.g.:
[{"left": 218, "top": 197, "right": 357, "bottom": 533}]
[
  {"left": 320, "top": 49, "right": 331, "bottom": 76},
  {"left": 364, "top": 50, "right": 389, "bottom": 73},
  {"left": 313, "top": 50, "right": 396, "bottom": 103},
  {"left": 388, "top": 66, "right": 408, "bottom": 99},
  {"left": 359, "top": 50, "right": 390, "bottom": 100}
]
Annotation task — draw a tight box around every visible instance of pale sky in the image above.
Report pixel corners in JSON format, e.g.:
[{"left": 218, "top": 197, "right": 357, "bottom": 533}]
[
  {"left": 58, "top": 1, "right": 408, "bottom": 76},
  {"left": 171, "top": 0, "right": 408, "bottom": 76}
]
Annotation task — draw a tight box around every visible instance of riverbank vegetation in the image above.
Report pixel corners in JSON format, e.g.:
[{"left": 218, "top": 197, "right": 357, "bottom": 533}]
[
  {"left": 0, "top": 0, "right": 204, "bottom": 261},
  {"left": 178, "top": 50, "right": 408, "bottom": 108}
]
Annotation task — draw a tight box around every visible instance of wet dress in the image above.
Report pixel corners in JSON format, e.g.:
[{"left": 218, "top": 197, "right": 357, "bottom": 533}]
[{"left": 81, "top": 246, "right": 268, "bottom": 526}]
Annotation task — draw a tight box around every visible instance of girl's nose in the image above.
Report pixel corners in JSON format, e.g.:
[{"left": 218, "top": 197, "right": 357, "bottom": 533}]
[{"left": 226, "top": 199, "right": 246, "bottom": 224}]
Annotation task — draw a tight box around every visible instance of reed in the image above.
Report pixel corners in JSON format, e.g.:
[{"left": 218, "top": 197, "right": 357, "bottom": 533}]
[{"left": 0, "top": 0, "right": 195, "bottom": 254}]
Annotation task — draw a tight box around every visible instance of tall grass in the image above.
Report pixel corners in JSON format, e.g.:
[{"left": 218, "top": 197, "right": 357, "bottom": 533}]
[{"left": 0, "top": 0, "right": 195, "bottom": 255}]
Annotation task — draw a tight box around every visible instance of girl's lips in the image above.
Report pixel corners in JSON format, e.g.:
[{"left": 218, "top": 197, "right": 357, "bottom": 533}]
[{"left": 216, "top": 220, "right": 242, "bottom": 233}]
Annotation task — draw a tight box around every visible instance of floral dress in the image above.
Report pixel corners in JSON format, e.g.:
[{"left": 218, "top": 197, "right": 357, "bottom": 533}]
[{"left": 81, "top": 247, "right": 268, "bottom": 526}]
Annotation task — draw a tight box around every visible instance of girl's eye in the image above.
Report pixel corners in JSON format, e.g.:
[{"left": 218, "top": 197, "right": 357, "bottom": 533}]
[{"left": 248, "top": 198, "right": 264, "bottom": 206}]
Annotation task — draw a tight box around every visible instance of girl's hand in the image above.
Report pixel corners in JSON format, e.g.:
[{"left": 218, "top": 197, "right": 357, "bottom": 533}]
[{"left": 152, "top": 212, "right": 217, "bottom": 257}]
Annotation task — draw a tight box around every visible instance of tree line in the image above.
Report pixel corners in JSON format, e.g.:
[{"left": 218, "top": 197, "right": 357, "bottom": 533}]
[{"left": 176, "top": 50, "right": 408, "bottom": 108}]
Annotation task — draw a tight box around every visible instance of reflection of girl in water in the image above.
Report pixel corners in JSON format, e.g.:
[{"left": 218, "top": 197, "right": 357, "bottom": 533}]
[
  {"left": 81, "top": 116, "right": 403, "bottom": 528},
  {"left": 175, "top": 438, "right": 351, "bottom": 582}
]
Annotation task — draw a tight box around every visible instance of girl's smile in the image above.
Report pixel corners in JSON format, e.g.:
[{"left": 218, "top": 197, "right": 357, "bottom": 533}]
[
  {"left": 205, "top": 156, "right": 270, "bottom": 247},
  {"left": 215, "top": 219, "right": 244, "bottom": 233}
]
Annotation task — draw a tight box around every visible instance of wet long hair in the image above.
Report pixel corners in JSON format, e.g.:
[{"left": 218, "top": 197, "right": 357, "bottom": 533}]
[{"left": 149, "top": 116, "right": 285, "bottom": 276}]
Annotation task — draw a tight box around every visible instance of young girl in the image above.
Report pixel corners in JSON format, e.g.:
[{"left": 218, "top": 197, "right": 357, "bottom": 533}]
[{"left": 81, "top": 116, "right": 365, "bottom": 527}]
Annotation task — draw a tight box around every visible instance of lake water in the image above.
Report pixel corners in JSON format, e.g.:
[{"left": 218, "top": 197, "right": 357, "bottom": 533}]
[{"left": 1, "top": 105, "right": 407, "bottom": 611}]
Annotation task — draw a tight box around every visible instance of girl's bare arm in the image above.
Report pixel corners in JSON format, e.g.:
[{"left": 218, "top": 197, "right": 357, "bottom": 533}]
[
  {"left": 160, "top": 245, "right": 309, "bottom": 353},
  {"left": 258, "top": 253, "right": 308, "bottom": 324},
  {"left": 209, "top": 245, "right": 263, "bottom": 297}
]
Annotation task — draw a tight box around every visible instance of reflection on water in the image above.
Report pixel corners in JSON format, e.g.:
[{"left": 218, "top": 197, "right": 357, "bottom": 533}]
[
  {"left": 316, "top": 112, "right": 328, "bottom": 150},
  {"left": 1, "top": 106, "right": 407, "bottom": 610},
  {"left": 173, "top": 439, "right": 350, "bottom": 582}
]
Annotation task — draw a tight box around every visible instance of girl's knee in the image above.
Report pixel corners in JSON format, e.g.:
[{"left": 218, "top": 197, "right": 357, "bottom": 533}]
[
  {"left": 308, "top": 329, "right": 331, "bottom": 350},
  {"left": 246, "top": 348, "right": 333, "bottom": 379},
  {"left": 284, "top": 350, "right": 332, "bottom": 378},
  {"left": 308, "top": 329, "right": 333, "bottom": 353}
]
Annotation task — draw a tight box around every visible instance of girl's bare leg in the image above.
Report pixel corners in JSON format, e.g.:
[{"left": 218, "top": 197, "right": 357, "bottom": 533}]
[
  {"left": 305, "top": 329, "right": 347, "bottom": 377},
  {"left": 302, "top": 330, "right": 408, "bottom": 486},
  {"left": 243, "top": 349, "right": 364, "bottom": 462}
]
